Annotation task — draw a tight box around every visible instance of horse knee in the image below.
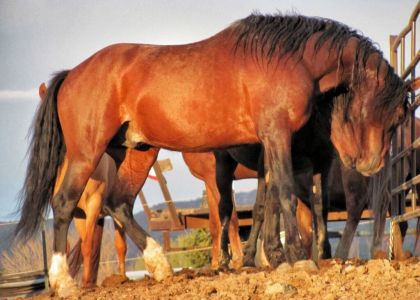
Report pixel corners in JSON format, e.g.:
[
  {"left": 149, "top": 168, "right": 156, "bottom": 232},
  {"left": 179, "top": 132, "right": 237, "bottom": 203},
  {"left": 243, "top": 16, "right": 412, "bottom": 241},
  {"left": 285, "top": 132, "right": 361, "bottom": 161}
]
[
  {"left": 115, "top": 239, "right": 127, "bottom": 254},
  {"left": 104, "top": 203, "right": 132, "bottom": 226}
]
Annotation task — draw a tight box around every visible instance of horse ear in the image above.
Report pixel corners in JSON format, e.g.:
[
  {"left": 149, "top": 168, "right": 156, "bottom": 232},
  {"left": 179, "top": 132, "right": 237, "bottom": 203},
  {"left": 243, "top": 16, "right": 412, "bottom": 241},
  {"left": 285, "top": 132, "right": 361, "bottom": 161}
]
[
  {"left": 407, "top": 77, "right": 420, "bottom": 92},
  {"left": 38, "top": 82, "right": 47, "bottom": 100}
]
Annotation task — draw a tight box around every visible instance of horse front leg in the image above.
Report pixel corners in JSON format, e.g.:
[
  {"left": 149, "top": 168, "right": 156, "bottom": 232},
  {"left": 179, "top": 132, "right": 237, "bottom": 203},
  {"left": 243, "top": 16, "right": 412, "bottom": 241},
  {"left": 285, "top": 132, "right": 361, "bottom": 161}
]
[
  {"left": 262, "top": 134, "right": 307, "bottom": 265},
  {"left": 243, "top": 158, "right": 266, "bottom": 267},
  {"left": 311, "top": 172, "right": 331, "bottom": 260},
  {"left": 214, "top": 150, "right": 238, "bottom": 268},
  {"left": 262, "top": 190, "right": 285, "bottom": 267},
  {"left": 319, "top": 170, "right": 332, "bottom": 258},
  {"left": 228, "top": 201, "right": 243, "bottom": 269},
  {"left": 336, "top": 165, "right": 366, "bottom": 260}
]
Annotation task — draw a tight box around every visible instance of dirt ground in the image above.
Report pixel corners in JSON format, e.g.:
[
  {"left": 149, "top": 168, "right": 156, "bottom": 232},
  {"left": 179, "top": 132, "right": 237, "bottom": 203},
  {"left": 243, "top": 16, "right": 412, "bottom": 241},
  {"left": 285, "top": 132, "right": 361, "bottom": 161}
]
[{"left": 31, "top": 258, "right": 420, "bottom": 300}]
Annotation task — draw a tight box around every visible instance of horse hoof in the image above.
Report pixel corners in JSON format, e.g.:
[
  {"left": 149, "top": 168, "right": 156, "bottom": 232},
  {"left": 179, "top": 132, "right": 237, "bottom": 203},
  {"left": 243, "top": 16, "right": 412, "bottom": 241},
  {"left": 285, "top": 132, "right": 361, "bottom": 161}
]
[
  {"left": 210, "top": 261, "right": 219, "bottom": 270},
  {"left": 267, "top": 250, "right": 286, "bottom": 267},
  {"left": 218, "top": 258, "right": 230, "bottom": 269},
  {"left": 230, "top": 258, "right": 243, "bottom": 270},
  {"left": 276, "top": 262, "right": 292, "bottom": 273},
  {"left": 49, "top": 252, "right": 80, "bottom": 298},
  {"left": 143, "top": 237, "right": 173, "bottom": 282},
  {"left": 55, "top": 283, "right": 81, "bottom": 298},
  {"left": 230, "top": 253, "right": 243, "bottom": 270},
  {"left": 82, "top": 282, "right": 98, "bottom": 291},
  {"left": 218, "top": 252, "right": 231, "bottom": 269},
  {"left": 243, "top": 255, "right": 256, "bottom": 267},
  {"left": 372, "top": 250, "right": 387, "bottom": 259},
  {"left": 402, "top": 250, "right": 413, "bottom": 260},
  {"left": 286, "top": 247, "right": 308, "bottom": 263}
]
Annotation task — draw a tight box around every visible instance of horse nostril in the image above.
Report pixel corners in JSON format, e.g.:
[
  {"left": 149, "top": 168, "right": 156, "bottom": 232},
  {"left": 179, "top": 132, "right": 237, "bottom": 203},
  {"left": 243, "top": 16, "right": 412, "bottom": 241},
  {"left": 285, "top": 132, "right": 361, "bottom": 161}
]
[
  {"left": 343, "top": 155, "right": 356, "bottom": 169},
  {"left": 350, "top": 158, "right": 356, "bottom": 169}
]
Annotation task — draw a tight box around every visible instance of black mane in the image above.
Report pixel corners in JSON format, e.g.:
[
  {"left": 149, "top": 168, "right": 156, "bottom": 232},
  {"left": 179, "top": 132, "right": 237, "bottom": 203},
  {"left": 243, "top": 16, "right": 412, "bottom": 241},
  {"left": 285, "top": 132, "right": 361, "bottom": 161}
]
[{"left": 232, "top": 13, "right": 409, "bottom": 122}]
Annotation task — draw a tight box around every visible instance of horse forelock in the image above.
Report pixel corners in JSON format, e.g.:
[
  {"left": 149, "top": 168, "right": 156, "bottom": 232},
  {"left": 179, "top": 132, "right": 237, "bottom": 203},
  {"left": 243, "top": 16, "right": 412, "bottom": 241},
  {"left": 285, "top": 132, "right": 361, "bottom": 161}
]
[{"left": 375, "top": 68, "right": 410, "bottom": 120}]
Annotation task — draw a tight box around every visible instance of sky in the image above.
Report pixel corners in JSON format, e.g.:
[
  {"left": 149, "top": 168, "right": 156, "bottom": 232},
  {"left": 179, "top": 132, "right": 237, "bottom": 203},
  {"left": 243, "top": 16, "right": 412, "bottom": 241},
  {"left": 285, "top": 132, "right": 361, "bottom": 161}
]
[{"left": 0, "top": 0, "right": 417, "bottom": 221}]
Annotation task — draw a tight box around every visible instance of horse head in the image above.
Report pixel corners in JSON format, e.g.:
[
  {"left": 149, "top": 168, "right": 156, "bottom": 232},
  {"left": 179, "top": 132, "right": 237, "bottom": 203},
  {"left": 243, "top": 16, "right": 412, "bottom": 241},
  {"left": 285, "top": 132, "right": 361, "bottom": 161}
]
[{"left": 330, "top": 57, "right": 410, "bottom": 176}]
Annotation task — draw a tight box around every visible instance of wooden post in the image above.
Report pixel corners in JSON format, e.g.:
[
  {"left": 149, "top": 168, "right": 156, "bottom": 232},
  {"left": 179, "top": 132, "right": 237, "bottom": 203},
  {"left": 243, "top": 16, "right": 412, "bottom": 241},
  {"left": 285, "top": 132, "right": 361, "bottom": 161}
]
[
  {"left": 162, "top": 231, "right": 171, "bottom": 251},
  {"left": 138, "top": 191, "right": 152, "bottom": 221},
  {"left": 153, "top": 161, "right": 183, "bottom": 229}
]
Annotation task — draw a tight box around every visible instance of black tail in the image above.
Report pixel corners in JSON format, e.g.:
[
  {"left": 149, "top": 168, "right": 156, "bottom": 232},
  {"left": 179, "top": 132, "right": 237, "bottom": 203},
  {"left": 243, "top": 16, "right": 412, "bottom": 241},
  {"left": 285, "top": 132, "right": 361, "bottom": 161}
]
[
  {"left": 68, "top": 225, "right": 103, "bottom": 283},
  {"left": 369, "top": 155, "right": 392, "bottom": 255},
  {"left": 68, "top": 238, "right": 84, "bottom": 278},
  {"left": 15, "top": 70, "right": 69, "bottom": 240}
]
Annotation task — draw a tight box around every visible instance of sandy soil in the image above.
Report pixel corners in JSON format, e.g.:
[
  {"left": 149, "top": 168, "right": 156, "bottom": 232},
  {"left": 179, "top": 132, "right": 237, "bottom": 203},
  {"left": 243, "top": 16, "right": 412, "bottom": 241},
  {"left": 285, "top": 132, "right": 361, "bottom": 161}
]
[{"left": 33, "top": 258, "right": 420, "bottom": 300}]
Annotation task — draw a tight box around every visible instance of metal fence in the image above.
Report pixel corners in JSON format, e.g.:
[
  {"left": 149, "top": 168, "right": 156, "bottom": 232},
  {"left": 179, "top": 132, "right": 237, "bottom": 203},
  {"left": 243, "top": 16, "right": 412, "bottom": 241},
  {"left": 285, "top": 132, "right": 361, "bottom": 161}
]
[
  {"left": 388, "top": 3, "right": 420, "bottom": 259},
  {"left": 0, "top": 220, "right": 49, "bottom": 299}
]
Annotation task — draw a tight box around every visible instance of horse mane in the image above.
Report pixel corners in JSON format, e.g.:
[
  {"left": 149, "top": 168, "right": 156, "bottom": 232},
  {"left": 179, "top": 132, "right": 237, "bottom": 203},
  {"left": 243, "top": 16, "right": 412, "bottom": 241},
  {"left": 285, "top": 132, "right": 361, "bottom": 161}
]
[{"left": 232, "top": 13, "right": 409, "bottom": 122}]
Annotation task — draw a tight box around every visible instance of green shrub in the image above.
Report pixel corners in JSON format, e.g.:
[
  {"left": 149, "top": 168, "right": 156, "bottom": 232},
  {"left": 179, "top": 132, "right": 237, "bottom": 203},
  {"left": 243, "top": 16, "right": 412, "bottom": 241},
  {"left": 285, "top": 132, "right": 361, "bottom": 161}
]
[{"left": 168, "top": 228, "right": 212, "bottom": 268}]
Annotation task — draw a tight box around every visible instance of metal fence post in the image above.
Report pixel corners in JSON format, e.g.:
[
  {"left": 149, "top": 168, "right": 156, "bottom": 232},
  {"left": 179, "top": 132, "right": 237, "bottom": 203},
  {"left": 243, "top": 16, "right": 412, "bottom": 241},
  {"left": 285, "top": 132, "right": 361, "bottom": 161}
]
[{"left": 41, "top": 221, "right": 49, "bottom": 292}]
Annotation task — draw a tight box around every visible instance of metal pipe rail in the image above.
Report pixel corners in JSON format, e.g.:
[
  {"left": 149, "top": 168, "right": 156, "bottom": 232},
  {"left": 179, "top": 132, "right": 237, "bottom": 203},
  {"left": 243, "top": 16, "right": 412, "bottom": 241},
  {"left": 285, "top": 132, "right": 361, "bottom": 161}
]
[
  {"left": 388, "top": 2, "right": 420, "bottom": 259},
  {"left": 0, "top": 220, "right": 50, "bottom": 298}
]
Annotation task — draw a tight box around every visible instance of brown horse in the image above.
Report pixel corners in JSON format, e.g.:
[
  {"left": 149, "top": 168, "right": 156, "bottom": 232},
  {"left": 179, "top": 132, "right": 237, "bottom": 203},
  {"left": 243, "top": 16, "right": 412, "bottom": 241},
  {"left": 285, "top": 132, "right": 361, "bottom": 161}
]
[
  {"left": 17, "top": 14, "right": 408, "bottom": 296},
  {"left": 36, "top": 83, "right": 171, "bottom": 291}
]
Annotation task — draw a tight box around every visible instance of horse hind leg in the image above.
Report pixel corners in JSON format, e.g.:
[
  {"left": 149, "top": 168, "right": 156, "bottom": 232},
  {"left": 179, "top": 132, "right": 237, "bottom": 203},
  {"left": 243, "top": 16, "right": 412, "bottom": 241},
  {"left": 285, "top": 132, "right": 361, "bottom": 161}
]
[
  {"left": 214, "top": 150, "right": 238, "bottom": 268},
  {"left": 49, "top": 159, "right": 102, "bottom": 296},
  {"left": 104, "top": 148, "right": 172, "bottom": 281},
  {"left": 80, "top": 189, "right": 102, "bottom": 288},
  {"left": 243, "top": 165, "right": 265, "bottom": 267}
]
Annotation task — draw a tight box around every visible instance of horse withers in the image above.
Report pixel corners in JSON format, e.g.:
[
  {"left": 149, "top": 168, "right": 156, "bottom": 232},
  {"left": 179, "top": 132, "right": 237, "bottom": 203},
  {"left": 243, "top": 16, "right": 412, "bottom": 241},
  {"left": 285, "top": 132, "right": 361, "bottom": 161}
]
[{"left": 16, "top": 13, "right": 409, "bottom": 296}]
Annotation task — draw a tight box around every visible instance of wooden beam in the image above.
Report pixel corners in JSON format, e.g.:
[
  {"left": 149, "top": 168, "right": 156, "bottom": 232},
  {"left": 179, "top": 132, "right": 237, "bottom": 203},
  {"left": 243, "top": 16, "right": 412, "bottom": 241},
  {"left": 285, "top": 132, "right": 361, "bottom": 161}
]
[
  {"left": 138, "top": 191, "right": 152, "bottom": 221},
  {"left": 153, "top": 161, "right": 183, "bottom": 228}
]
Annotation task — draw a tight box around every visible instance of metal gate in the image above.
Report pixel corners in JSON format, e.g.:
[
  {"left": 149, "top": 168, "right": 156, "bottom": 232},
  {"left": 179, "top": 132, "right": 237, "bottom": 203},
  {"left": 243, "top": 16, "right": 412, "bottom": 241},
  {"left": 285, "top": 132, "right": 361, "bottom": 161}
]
[{"left": 388, "top": 3, "right": 420, "bottom": 259}]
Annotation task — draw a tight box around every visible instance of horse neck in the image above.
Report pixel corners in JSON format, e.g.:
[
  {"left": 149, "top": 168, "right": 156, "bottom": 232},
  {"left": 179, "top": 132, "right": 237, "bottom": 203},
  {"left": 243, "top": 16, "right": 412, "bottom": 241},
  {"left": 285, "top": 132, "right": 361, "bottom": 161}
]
[{"left": 302, "top": 35, "right": 360, "bottom": 93}]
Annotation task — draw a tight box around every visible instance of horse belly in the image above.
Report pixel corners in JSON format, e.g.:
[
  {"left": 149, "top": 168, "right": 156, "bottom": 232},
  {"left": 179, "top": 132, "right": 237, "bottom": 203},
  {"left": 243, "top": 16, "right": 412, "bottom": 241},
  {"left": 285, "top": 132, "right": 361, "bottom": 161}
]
[
  {"left": 127, "top": 89, "right": 257, "bottom": 151},
  {"left": 127, "top": 113, "right": 257, "bottom": 151}
]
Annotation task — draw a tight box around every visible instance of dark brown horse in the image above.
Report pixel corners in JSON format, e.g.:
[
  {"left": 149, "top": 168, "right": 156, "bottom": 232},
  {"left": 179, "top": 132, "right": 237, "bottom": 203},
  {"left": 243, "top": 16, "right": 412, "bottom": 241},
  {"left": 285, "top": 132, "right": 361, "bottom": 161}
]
[
  {"left": 16, "top": 14, "right": 408, "bottom": 296},
  {"left": 216, "top": 90, "right": 335, "bottom": 266}
]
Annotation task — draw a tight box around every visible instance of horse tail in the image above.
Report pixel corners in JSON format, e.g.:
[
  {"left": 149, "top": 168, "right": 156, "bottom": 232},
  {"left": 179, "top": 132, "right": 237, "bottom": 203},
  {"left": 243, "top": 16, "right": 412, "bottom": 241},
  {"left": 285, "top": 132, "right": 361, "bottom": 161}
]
[
  {"left": 368, "top": 155, "right": 392, "bottom": 255},
  {"left": 68, "top": 238, "right": 83, "bottom": 278},
  {"left": 15, "top": 70, "right": 69, "bottom": 240},
  {"left": 68, "top": 224, "right": 103, "bottom": 283}
]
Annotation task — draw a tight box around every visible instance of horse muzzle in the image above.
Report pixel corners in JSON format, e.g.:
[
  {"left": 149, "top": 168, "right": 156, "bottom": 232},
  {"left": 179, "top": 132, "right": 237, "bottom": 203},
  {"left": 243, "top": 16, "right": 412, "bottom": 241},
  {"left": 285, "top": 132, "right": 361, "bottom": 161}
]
[{"left": 355, "top": 154, "right": 383, "bottom": 176}]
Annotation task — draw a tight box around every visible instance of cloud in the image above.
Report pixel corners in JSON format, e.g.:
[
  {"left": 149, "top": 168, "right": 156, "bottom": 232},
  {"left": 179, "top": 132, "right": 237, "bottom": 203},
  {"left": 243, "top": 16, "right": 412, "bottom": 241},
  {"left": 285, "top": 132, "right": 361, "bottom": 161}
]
[{"left": 0, "top": 89, "right": 38, "bottom": 102}]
